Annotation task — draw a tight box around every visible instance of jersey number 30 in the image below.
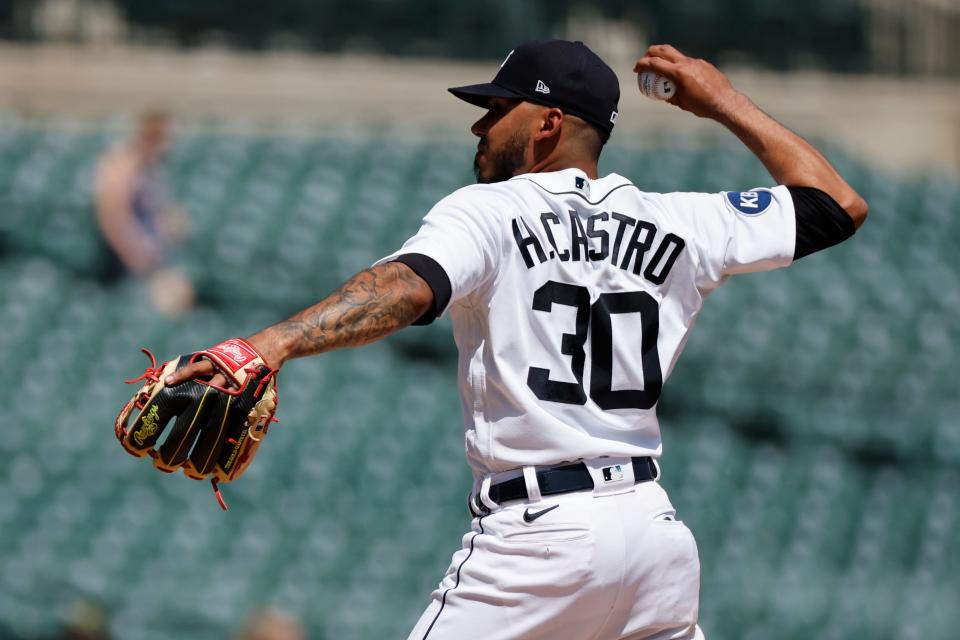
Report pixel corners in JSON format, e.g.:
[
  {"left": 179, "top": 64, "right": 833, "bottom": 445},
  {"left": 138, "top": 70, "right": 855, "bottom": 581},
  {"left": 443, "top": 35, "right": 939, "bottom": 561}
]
[{"left": 527, "top": 281, "right": 662, "bottom": 410}]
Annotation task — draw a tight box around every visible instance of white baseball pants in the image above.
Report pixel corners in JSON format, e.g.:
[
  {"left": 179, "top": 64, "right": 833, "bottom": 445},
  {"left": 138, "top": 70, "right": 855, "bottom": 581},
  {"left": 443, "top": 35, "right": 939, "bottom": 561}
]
[{"left": 407, "top": 460, "right": 704, "bottom": 640}]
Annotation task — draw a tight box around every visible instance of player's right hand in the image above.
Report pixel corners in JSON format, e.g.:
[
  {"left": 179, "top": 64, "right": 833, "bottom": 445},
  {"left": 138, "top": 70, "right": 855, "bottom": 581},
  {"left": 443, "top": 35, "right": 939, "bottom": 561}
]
[
  {"left": 633, "top": 45, "right": 744, "bottom": 120},
  {"left": 164, "top": 356, "right": 218, "bottom": 387}
]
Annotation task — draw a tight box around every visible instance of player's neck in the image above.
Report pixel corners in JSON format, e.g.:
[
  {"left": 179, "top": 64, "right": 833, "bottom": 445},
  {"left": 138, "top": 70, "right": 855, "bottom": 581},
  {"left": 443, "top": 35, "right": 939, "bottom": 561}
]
[{"left": 526, "top": 154, "right": 598, "bottom": 179}]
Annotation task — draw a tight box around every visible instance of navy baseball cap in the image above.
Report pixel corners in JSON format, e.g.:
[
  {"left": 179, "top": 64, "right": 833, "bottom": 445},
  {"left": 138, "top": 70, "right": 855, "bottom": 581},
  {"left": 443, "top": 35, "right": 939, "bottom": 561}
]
[{"left": 449, "top": 39, "right": 621, "bottom": 138}]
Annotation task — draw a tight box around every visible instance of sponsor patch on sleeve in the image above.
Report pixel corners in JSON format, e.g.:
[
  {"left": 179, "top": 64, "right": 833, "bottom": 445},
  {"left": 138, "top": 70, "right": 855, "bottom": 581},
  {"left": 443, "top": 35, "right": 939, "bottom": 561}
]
[{"left": 725, "top": 189, "right": 773, "bottom": 216}]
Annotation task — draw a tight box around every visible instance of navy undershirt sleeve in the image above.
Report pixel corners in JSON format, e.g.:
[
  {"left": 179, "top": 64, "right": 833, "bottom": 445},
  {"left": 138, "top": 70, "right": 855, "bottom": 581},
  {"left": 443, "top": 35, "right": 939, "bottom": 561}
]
[
  {"left": 789, "top": 186, "right": 856, "bottom": 260},
  {"left": 391, "top": 253, "right": 453, "bottom": 326}
]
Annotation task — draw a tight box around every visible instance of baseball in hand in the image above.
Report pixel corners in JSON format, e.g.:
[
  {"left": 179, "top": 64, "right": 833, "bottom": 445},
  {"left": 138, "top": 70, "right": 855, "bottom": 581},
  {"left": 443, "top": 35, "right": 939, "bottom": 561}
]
[{"left": 638, "top": 71, "right": 676, "bottom": 101}]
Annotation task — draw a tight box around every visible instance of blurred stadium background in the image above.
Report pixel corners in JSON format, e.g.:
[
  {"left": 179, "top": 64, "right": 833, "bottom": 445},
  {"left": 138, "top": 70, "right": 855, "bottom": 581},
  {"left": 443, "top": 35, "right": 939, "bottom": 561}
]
[{"left": 1, "top": 1, "right": 959, "bottom": 639}]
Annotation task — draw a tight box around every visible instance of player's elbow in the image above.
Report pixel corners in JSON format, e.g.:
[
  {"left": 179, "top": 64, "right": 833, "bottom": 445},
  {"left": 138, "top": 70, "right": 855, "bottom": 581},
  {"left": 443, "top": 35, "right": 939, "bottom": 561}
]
[
  {"left": 839, "top": 192, "right": 869, "bottom": 230},
  {"left": 408, "top": 280, "right": 436, "bottom": 319}
]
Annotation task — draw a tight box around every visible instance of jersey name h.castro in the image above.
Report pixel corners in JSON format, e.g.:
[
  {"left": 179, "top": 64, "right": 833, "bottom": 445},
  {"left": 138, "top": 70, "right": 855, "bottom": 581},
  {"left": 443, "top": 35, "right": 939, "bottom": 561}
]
[{"left": 378, "top": 168, "right": 796, "bottom": 476}]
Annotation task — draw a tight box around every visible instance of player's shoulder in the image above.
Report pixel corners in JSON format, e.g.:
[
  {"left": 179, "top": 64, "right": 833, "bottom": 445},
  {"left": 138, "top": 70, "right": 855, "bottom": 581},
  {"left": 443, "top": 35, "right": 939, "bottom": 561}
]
[
  {"left": 433, "top": 181, "right": 526, "bottom": 215},
  {"left": 451, "top": 180, "right": 529, "bottom": 200},
  {"left": 653, "top": 185, "right": 787, "bottom": 201},
  {"left": 639, "top": 188, "right": 755, "bottom": 212},
  {"left": 640, "top": 189, "right": 720, "bottom": 203},
  {"left": 654, "top": 185, "right": 791, "bottom": 217}
]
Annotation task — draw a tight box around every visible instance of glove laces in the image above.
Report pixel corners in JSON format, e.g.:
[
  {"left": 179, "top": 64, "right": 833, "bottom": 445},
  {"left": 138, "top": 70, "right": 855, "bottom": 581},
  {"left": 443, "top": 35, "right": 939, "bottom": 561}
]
[
  {"left": 211, "top": 478, "right": 228, "bottom": 511},
  {"left": 125, "top": 349, "right": 162, "bottom": 385},
  {"left": 247, "top": 364, "right": 280, "bottom": 398}
]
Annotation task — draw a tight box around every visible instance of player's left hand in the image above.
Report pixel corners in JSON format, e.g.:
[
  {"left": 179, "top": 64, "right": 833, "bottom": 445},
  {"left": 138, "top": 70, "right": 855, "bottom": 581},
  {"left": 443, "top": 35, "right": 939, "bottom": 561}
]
[
  {"left": 633, "top": 44, "right": 744, "bottom": 120},
  {"left": 114, "top": 337, "right": 280, "bottom": 509}
]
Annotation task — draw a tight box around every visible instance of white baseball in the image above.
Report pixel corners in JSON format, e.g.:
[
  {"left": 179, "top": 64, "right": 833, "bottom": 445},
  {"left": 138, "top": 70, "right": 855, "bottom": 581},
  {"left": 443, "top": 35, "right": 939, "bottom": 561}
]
[{"left": 638, "top": 71, "right": 676, "bottom": 101}]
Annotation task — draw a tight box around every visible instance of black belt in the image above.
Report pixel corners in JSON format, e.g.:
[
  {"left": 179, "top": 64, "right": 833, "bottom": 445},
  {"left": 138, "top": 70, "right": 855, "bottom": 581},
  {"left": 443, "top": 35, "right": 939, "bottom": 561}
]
[{"left": 484, "top": 456, "right": 658, "bottom": 508}]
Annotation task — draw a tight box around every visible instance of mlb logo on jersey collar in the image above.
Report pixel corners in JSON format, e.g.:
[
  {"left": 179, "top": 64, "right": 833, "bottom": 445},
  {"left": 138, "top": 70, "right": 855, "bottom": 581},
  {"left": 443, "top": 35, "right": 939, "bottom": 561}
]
[
  {"left": 725, "top": 189, "right": 773, "bottom": 215},
  {"left": 574, "top": 175, "right": 591, "bottom": 198}
]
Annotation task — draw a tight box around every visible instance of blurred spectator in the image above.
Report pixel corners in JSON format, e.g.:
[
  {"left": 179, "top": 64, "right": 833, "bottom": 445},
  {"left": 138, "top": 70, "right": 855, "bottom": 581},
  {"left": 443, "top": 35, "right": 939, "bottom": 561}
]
[
  {"left": 59, "top": 599, "right": 111, "bottom": 640},
  {"left": 94, "top": 109, "right": 194, "bottom": 317},
  {"left": 235, "top": 608, "right": 305, "bottom": 640}
]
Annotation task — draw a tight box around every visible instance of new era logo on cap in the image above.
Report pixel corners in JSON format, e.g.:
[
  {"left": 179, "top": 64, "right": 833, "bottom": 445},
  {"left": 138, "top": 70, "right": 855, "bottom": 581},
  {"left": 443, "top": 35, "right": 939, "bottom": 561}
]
[{"left": 535, "top": 80, "right": 550, "bottom": 94}]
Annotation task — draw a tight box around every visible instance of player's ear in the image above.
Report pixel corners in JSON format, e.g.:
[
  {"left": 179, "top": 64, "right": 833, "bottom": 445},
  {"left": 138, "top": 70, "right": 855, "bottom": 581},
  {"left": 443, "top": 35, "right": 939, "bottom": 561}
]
[{"left": 534, "top": 107, "right": 564, "bottom": 141}]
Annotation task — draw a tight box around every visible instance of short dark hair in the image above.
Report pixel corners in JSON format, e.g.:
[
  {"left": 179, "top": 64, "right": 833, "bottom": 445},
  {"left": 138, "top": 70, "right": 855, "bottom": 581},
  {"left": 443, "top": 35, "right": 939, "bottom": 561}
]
[{"left": 567, "top": 114, "right": 606, "bottom": 160}]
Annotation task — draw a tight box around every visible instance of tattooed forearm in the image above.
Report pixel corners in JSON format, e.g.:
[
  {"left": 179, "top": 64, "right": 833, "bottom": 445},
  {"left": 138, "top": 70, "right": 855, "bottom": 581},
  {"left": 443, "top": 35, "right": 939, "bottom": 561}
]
[{"left": 249, "top": 262, "right": 434, "bottom": 366}]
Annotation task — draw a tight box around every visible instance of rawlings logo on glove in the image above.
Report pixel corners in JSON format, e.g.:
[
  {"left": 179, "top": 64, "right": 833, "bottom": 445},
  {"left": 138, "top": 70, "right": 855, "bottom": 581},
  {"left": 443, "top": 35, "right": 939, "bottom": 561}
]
[
  {"left": 207, "top": 338, "right": 260, "bottom": 372},
  {"left": 133, "top": 405, "right": 161, "bottom": 446},
  {"left": 115, "top": 338, "right": 279, "bottom": 510}
]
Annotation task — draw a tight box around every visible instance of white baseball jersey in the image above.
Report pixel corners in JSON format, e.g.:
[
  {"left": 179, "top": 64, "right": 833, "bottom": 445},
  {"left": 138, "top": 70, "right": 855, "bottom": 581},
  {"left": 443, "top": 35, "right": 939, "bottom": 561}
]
[{"left": 379, "top": 168, "right": 795, "bottom": 476}]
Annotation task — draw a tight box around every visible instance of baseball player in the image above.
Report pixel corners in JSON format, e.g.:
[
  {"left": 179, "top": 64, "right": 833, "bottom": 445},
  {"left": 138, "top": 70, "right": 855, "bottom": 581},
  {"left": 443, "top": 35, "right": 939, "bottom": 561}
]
[{"left": 153, "top": 40, "right": 867, "bottom": 639}]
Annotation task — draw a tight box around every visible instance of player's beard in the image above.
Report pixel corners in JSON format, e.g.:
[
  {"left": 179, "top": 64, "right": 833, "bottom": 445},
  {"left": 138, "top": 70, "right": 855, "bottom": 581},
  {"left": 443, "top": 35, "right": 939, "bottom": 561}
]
[{"left": 474, "top": 130, "right": 529, "bottom": 184}]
